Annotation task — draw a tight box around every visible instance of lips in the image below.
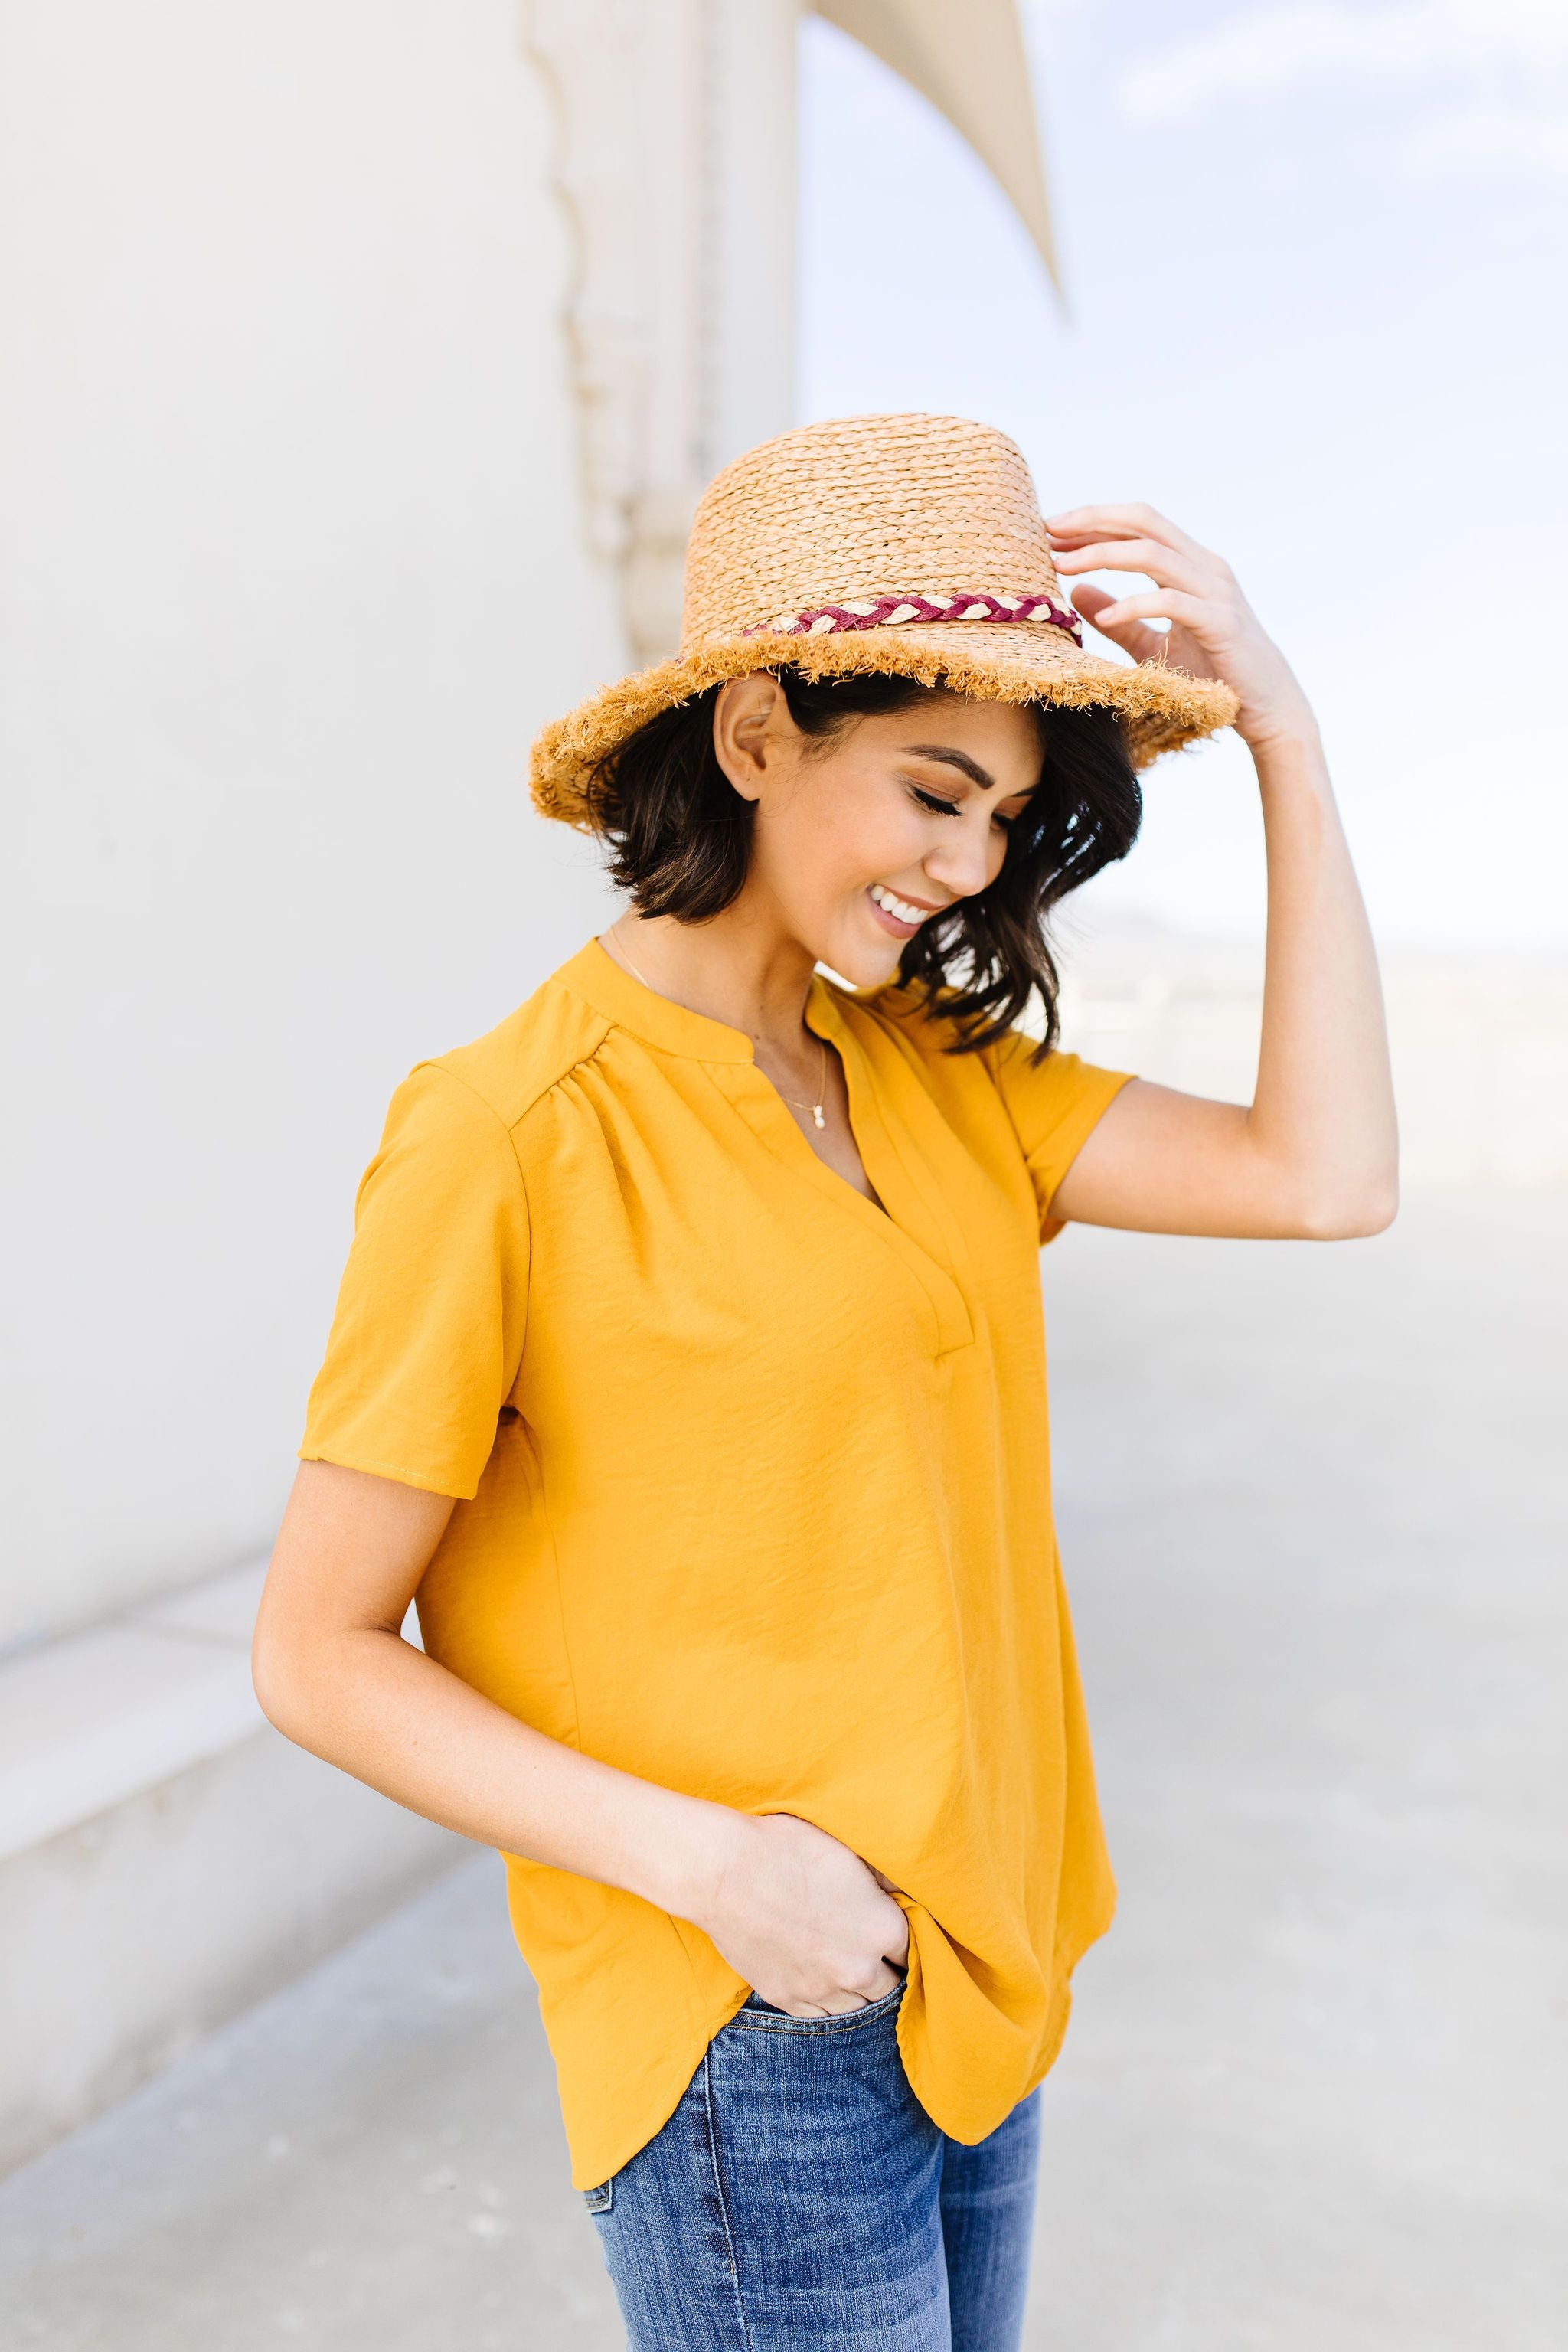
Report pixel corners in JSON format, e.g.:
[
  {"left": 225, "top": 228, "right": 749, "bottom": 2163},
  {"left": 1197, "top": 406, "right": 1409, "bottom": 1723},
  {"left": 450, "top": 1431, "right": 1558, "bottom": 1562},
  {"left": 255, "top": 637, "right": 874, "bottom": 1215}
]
[{"left": 868, "top": 883, "right": 938, "bottom": 937}]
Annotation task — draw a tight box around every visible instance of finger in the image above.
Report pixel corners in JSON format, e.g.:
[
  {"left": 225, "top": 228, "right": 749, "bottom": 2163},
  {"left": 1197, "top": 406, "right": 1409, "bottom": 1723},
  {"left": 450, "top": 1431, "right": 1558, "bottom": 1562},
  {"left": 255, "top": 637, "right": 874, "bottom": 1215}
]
[
  {"left": 1099, "top": 585, "right": 1213, "bottom": 626},
  {"left": 1089, "top": 617, "right": 1173, "bottom": 665},
  {"left": 1073, "top": 584, "right": 1171, "bottom": 665},
  {"left": 1048, "top": 505, "right": 1204, "bottom": 562},
  {"left": 1050, "top": 537, "right": 1208, "bottom": 595},
  {"left": 1045, "top": 502, "right": 1204, "bottom": 558},
  {"left": 816, "top": 1982, "right": 894, "bottom": 2015},
  {"left": 1091, "top": 589, "right": 1210, "bottom": 635},
  {"left": 1046, "top": 528, "right": 1151, "bottom": 549}
]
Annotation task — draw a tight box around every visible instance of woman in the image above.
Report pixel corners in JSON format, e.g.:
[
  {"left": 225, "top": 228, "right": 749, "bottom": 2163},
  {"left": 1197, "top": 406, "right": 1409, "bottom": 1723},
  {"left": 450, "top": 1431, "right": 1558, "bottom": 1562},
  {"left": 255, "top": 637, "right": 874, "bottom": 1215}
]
[{"left": 254, "top": 413, "right": 1396, "bottom": 2350}]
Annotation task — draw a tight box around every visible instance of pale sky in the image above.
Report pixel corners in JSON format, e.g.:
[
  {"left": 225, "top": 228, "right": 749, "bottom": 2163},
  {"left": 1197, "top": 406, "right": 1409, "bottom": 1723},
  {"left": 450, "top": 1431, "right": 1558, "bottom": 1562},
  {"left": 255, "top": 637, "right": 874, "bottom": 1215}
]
[{"left": 799, "top": 0, "right": 1568, "bottom": 953}]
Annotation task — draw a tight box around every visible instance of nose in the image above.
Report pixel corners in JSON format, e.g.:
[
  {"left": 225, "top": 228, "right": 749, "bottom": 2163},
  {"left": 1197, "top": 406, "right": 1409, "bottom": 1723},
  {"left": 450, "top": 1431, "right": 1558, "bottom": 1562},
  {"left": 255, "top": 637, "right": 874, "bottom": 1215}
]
[{"left": 923, "top": 810, "right": 1000, "bottom": 899}]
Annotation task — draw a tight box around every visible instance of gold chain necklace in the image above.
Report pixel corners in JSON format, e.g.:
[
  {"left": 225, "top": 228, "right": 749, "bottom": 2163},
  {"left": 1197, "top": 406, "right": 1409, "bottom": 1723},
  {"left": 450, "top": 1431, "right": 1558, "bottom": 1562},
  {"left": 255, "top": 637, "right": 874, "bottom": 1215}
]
[
  {"left": 603, "top": 929, "right": 829, "bottom": 1130},
  {"left": 772, "top": 1034, "right": 829, "bottom": 1129}
]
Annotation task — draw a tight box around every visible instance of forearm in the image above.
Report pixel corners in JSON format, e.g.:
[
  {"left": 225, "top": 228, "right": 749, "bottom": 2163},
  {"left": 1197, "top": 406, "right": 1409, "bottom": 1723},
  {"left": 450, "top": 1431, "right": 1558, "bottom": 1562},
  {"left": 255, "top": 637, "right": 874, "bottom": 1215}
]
[
  {"left": 1245, "top": 720, "right": 1398, "bottom": 1228},
  {"left": 256, "top": 1619, "right": 737, "bottom": 1921},
  {"left": 1050, "top": 724, "right": 1398, "bottom": 1240},
  {"left": 254, "top": 1456, "right": 906, "bottom": 2017}
]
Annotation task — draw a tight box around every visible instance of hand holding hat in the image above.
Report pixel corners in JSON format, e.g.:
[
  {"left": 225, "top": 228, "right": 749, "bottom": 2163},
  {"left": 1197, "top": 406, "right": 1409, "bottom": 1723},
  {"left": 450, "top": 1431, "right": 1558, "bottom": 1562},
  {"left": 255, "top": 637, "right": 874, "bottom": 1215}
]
[{"left": 1047, "top": 503, "right": 1315, "bottom": 756}]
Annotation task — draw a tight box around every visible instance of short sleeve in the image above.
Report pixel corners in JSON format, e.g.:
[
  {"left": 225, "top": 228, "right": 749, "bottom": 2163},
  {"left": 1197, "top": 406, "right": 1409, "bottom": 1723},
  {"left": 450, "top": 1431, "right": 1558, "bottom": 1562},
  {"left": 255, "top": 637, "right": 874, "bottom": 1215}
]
[
  {"left": 981, "top": 1032, "right": 1135, "bottom": 1245},
  {"left": 299, "top": 1061, "right": 531, "bottom": 1499}
]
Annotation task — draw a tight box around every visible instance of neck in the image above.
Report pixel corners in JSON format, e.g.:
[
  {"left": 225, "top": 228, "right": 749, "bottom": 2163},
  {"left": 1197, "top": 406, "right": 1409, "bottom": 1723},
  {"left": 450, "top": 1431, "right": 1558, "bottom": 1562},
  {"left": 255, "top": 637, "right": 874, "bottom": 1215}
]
[{"left": 605, "top": 901, "right": 820, "bottom": 1059}]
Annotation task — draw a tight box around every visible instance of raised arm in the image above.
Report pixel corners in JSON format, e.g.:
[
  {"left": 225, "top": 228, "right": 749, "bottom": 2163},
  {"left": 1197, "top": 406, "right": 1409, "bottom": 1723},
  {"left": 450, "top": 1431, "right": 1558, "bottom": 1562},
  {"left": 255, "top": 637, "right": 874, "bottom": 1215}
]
[{"left": 1045, "top": 504, "right": 1398, "bottom": 1240}]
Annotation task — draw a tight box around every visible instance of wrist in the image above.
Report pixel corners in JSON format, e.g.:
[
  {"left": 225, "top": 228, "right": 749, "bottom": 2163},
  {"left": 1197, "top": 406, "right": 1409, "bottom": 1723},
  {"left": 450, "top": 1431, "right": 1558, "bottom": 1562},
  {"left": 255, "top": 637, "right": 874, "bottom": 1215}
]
[
  {"left": 1238, "top": 697, "right": 1321, "bottom": 764},
  {"left": 631, "top": 1792, "right": 754, "bottom": 1926}
]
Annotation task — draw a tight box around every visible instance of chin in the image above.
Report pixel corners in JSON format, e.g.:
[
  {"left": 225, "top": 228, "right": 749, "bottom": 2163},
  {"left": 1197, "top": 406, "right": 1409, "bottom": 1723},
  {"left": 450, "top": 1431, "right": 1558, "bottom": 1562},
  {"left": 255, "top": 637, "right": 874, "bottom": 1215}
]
[{"left": 821, "top": 935, "right": 906, "bottom": 991}]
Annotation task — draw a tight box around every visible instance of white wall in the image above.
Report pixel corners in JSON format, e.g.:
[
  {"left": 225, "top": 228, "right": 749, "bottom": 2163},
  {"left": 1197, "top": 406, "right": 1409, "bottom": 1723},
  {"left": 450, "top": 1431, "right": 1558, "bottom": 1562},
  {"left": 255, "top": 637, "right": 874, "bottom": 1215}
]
[
  {"left": 2, "top": 1, "right": 628, "bottom": 1651},
  {"left": 707, "top": 0, "right": 798, "bottom": 471}
]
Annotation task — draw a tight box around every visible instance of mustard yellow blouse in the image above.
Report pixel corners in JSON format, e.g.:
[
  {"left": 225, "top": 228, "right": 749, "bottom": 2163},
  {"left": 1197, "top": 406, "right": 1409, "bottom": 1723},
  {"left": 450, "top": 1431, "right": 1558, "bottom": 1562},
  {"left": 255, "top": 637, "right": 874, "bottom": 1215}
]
[{"left": 301, "top": 937, "right": 1133, "bottom": 2190}]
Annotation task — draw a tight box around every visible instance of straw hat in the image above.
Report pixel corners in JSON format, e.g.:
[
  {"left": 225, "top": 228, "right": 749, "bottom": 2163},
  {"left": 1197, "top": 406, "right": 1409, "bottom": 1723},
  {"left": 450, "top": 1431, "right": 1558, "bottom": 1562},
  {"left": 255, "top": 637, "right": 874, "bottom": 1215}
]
[{"left": 530, "top": 412, "right": 1238, "bottom": 827}]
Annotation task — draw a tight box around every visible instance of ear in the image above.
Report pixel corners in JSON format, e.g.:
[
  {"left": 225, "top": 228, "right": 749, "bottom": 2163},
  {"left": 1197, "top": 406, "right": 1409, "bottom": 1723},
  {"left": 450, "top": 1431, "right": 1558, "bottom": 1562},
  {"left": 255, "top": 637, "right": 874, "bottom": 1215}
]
[{"left": 711, "top": 671, "right": 790, "bottom": 805}]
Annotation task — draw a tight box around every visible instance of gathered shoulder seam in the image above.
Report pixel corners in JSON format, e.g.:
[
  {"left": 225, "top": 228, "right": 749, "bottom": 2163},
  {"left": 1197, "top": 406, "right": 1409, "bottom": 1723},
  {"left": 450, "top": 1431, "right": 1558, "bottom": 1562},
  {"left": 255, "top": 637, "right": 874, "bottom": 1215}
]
[{"left": 425, "top": 1006, "right": 614, "bottom": 1141}]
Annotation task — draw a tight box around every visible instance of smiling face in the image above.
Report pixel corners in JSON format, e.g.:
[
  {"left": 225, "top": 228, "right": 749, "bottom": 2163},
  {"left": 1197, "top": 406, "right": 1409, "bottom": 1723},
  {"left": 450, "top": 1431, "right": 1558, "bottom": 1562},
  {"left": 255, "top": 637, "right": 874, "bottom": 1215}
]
[{"left": 712, "top": 673, "right": 1045, "bottom": 988}]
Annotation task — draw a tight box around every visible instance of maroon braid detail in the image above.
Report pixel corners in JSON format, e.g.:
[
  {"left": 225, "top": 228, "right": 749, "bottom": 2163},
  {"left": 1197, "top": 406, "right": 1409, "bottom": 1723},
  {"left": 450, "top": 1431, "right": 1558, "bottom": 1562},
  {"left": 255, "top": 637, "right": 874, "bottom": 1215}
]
[{"left": 740, "top": 590, "right": 1083, "bottom": 647}]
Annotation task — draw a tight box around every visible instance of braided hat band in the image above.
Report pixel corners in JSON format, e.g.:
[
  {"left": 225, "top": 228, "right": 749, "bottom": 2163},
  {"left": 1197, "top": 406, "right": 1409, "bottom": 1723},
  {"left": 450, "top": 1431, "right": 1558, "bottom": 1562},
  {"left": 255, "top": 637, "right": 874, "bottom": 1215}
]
[
  {"left": 746, "top": 591, "right": 1083, "bottom": 645},
  {"left": 530, "top": 413, "right": 1236, "bottom": 828}
]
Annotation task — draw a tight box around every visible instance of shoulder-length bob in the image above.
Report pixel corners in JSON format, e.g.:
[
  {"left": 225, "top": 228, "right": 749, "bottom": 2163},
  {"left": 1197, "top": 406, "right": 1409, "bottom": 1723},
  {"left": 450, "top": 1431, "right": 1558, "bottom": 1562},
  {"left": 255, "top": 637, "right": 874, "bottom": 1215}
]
[{"left": 586, "top": 669, "right": 1142, "bottom": 1056}]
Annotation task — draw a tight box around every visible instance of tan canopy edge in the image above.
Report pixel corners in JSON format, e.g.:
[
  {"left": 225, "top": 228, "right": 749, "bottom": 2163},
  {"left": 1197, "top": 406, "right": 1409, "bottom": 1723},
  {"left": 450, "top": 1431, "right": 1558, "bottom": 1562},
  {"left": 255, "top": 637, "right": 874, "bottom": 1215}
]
[{"left": 808, "top": 0, "right": 1060, "bottom": 292}]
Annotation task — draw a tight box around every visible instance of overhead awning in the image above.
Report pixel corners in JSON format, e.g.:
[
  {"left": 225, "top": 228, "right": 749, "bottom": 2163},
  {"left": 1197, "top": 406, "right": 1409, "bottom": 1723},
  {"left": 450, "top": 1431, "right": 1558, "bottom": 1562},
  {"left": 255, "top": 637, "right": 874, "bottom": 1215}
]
[{"left": 808, "top": 0, "right": 1059, "bottom": 291}]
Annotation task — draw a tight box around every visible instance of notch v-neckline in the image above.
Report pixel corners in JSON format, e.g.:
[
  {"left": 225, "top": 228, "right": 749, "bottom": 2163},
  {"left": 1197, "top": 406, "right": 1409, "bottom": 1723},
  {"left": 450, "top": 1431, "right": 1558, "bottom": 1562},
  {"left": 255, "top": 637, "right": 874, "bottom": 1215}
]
[
  {"left": 736, "top": 978, "right": 974, "bottom": 1356},
  {"left": 562, "top": 939, "right": 972, "bottom": 1354}
]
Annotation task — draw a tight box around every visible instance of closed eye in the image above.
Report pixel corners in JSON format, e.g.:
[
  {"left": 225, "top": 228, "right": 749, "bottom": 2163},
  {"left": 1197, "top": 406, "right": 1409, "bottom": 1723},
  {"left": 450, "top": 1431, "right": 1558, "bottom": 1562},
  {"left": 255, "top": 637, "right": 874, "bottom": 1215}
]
[{"left": 910, "top": 786, "right": 1016, "bottom": 830}]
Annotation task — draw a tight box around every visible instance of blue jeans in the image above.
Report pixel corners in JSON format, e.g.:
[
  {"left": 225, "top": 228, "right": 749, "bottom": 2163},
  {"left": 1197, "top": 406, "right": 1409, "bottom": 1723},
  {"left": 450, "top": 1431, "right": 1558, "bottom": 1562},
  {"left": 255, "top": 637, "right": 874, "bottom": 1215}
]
[{"left": 584, "top": 1983, "right": 1041, "bottom": 2350}]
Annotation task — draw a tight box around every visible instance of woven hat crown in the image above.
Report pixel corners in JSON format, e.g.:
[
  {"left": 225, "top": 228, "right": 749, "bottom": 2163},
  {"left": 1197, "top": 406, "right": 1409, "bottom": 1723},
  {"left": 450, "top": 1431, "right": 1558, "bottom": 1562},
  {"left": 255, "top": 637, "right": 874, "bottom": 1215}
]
[{"left": 681, "top": 413, "right": 1064, "bottom": 649}]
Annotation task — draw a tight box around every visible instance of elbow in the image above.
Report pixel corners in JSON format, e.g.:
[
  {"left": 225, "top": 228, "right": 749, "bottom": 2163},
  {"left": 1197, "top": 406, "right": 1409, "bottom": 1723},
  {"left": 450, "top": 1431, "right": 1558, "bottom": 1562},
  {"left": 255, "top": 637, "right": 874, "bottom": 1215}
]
[
  {"left": 250, "top": 1635, "right": 291, "bottom": 1738},
  {"left": 251, "top": 1611, "right": 397, "bottom": 1749},
  {"left": 250, "top": 1625, "right": 316, "bottom": 1748},
  {"left": 1295, "top": 1168, "right": 1400, "bottom": 1240}
]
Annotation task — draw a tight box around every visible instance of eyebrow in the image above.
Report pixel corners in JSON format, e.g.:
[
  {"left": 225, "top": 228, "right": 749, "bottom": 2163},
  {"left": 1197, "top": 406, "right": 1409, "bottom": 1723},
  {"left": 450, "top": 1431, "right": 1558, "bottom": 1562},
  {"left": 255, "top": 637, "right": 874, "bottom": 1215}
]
[{"left": 897, "top": 743, "right": 1034, "bottom": 798}]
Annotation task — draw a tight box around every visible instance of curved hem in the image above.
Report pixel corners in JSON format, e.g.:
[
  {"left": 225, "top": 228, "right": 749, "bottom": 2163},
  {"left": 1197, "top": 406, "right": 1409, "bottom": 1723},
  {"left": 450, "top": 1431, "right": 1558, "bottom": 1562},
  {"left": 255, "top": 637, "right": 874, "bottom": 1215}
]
[
  {"left": 564, "top": 1901, "right": 1118, "bottom": 2188},
  {"left": 564, "top": 1979, "right": 753, "bottom": 2193}
]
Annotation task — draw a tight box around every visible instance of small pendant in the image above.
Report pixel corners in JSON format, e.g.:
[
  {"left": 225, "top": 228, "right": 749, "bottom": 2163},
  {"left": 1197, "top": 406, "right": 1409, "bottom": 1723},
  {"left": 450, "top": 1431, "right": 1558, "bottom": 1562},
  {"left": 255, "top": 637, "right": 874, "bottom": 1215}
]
[{"left": 812, "top": 1105, "right": 825, "bottom": 1129}]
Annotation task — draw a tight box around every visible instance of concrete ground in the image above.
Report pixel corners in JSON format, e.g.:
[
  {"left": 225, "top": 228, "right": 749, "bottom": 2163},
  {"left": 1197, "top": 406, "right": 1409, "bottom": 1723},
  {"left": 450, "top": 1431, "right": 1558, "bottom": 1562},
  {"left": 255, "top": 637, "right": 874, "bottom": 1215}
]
[{"left": 4, "top": 1194, "right": 1566, "bottom": 2348}]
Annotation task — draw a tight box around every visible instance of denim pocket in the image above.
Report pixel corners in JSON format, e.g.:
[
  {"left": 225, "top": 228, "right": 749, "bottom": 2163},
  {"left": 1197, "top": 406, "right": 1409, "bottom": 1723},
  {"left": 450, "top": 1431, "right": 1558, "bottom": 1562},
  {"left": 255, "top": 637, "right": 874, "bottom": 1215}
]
[
  {"left": 583, "top": 2177, "right": 614, "bottom": 2214},
  {"left": 728, "top": 1975, "right": 906, "bottom": 2035}
]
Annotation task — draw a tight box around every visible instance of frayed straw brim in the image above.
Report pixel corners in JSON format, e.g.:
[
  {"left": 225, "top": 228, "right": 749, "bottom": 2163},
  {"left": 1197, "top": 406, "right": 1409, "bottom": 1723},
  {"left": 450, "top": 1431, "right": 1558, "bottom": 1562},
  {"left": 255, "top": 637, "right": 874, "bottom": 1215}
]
[{"left": 529, "top": 620, "right": 1238, "bottom": 830}]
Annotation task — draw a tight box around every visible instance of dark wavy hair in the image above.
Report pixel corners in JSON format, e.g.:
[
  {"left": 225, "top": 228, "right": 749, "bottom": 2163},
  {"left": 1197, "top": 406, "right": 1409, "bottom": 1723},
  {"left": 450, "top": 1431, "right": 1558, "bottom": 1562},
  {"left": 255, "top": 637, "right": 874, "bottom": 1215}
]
[{"left": 586, "top": 669, "right": 1142, "bottom": 1055}]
